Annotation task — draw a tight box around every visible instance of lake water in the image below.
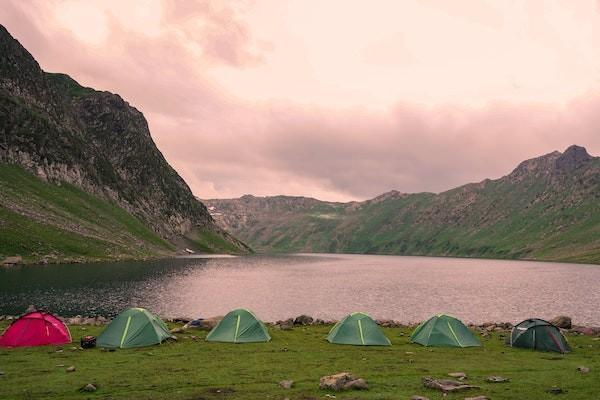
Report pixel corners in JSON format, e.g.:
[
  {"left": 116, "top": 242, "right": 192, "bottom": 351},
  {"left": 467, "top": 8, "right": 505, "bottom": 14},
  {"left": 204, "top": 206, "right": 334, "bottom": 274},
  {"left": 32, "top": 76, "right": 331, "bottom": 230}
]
[{"left": 1, "top": 253, "right": 599, "bottom": 325}]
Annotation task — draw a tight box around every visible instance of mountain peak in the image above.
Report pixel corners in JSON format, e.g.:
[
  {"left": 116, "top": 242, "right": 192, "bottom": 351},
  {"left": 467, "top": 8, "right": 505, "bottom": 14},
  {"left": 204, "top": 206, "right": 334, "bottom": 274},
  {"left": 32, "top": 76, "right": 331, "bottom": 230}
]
[{"left": 555, "top": 145, "right": 592, "bottom": 171}]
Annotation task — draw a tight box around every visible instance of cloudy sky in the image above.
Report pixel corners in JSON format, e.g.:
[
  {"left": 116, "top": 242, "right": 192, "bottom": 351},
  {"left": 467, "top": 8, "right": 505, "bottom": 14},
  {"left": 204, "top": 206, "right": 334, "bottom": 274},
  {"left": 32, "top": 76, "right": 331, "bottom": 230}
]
[{"left": 2, "top": 0, "right": 600, "bottom": 201}]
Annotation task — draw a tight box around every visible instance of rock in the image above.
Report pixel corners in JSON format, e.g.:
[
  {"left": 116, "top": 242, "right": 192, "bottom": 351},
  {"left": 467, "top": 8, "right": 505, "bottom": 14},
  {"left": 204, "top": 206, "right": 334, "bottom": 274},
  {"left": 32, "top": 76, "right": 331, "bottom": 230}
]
[
  {"left": 448, "top": 372, "right": 467, "bottom": 380},
  {"left": 25, "top": 305, "right": 36, "bottom": 313},
  {"left": 0, "top": 370, "right": 4, "bottom": 376},
  {"left": 577, "top": 366, "right": 589, "bottom": 373},
  {"left": 96, "top": 316, "right": 108, "bottom": 324},
  {"left": 550, "top": 316, "right": 572, "bottom": 329},
  {"left": 486, "top": 376, "right": 510, "bottom": 383},
  {"left": 422, "top": 377, "right": 479, "bottom": 393},
  {"left": 172, "top": 316, "right": 193, "bottom": 324},
  {"left": 293, "top": 315, "right": 314, "bottom": 326},
  {"left": 343, "top": 378, "right": 368, "bottom": 390},
  {"left": 1, "top": 256, "right": 22, "bottom": 265},
  {"left": 199, "top": 316, "right": 224, "bottom": 330},
  {"left": 279, "top": 380, "right": 294, "bottom": 389},
  {"left": 319, "top": 372, "right": 362, "bottom": 391},
  {"left": 410, "top": 396, "right": 430, "bottom": 400},
  {"left": 465, "top": 396, "right": 489, "bottom": 400},
  {"left": 546, "top": 386, "right": 564, "bottom": 395},
  {"left": 66, "top": 366, "right": 76, "bottom": 373},
  {"left": 276, "top": 318, "right": 294, "bottom": 330},
  {"left": 81, "top": 383, "right": 97, "bottom": 392}
]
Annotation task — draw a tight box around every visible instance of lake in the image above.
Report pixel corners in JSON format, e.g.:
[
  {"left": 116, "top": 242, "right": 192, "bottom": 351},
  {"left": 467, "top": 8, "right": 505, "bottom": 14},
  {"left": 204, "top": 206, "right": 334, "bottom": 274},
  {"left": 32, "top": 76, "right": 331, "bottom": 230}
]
[{"left": 0, "top": 253, "right": 598, "bottom": 325}]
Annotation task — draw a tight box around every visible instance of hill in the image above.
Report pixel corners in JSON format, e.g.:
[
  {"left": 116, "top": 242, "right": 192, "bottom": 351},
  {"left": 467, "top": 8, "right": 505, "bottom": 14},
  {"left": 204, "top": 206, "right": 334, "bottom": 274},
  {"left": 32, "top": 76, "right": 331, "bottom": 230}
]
[
  {"left": 0, "top": 25, "right": 249, "bottom": 263},
  {"left": 205, "top": 145, "right": 600, "bottom": 264}
]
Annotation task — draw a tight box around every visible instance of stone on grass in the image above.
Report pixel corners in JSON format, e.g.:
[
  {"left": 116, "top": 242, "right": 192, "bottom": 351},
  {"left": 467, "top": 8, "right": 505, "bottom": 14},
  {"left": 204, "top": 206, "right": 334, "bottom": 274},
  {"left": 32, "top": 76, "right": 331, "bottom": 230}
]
[
  {"left": 344, "top": 378, "right": 368, "bottom": 390},
  {"left": 66, "top": 366, "right": 76, "bottom": 373},
  {"left": 577, "top": 366, "right": 589, "bottom": 373},
  {"left": 320, "top": 372, "right": 367, "bottom": 391},
  {"left": 422, "top": 377, "right": 479, "bottom": 393},
  {"left": 448, "top": 372, "right": 467, "bottom": 380},
  {"left": 546, "top": 386, "right": 564, "bottom": 395},
  {"left": 465, "top": 396, "right": 489, "bottom": 400},
  {"left": 279, "top": 380, "right": 294, "bottom": 389},
  {"left": 81, "top": 383, "right": 97, "bottom": 392},
  {"left": 410, "top": 396, "right": 430, "bottom": 400},
  {"left": 486, "top": 376, "right": 510, "bottom": 383}
]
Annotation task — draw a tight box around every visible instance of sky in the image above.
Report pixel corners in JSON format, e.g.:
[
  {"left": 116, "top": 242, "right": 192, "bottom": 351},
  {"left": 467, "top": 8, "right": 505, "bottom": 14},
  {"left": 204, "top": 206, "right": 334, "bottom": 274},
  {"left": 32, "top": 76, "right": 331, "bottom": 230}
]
[{"left": 2, "top": 0, "right": 600, "bottom": 201}]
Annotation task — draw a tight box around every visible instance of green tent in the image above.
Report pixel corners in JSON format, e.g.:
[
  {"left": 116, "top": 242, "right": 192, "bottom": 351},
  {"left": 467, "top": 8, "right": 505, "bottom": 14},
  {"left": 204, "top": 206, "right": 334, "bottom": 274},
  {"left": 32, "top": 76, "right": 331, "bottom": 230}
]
[
  {"left": 206, "top": 309, "right": 270, "bottom": 343},
  {"left": 97, "top": 308, "right": 173, "bottom": 349},
  {"left": 508, "top": 319, "right": 570, "bottom": 353},
  {"left": 327, "top": 312, "right": 391, "bottom": 346},
  {"left": 411, "top": 314, "right": 480, "bottom": 347}
]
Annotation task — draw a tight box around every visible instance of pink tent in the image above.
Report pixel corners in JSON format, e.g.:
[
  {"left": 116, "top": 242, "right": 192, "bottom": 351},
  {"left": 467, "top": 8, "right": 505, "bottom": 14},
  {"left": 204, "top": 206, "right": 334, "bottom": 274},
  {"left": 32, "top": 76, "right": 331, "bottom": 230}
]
[{"left": 0, "top": 311, "right": 71, "bottom": 347}]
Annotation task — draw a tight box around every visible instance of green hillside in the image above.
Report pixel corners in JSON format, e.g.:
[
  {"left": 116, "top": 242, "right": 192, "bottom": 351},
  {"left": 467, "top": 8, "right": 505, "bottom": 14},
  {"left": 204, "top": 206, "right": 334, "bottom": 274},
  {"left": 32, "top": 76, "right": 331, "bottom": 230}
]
[
  {"left": 0, "top": 164, "right": 177, "bottom": 263},
  {"left": 206, "top": 146, "right": 600, "bottom": 264}
]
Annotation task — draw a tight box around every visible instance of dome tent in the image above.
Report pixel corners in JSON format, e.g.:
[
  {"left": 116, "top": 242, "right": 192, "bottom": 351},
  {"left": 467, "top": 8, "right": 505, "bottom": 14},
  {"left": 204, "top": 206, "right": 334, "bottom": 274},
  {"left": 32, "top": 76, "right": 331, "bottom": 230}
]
[
  {"left": 327, "top": 312, "right": 391, "bottom": 346},
  {"left": 508, "top": 319, "right": 570, "bottom": 353},
  {"left": 97, "top": 308, "right": 173, "bottom": 349},
  {"left": 0, "top": 311, "right": 71, "bottom": 347},
  {"left": 411, "top": 314, "right": 481, "bottom": 347},
  {"left": 206, "top": 309, "right": 270, "bottom": 343}
]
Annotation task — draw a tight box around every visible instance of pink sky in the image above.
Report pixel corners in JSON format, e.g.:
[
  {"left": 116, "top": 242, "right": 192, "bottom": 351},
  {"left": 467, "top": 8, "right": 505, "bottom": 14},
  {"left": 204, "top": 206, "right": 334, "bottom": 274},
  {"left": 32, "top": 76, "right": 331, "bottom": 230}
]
[{"left": 2, "top": 0, "right": 600, "bottom": 201}]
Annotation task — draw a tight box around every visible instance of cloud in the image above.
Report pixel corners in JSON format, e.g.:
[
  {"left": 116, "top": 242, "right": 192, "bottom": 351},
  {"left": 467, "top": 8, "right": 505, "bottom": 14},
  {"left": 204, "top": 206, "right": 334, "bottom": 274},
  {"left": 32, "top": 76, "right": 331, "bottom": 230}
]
[{"left": 1, "top": 1, "right": 600, "bottom": 202}]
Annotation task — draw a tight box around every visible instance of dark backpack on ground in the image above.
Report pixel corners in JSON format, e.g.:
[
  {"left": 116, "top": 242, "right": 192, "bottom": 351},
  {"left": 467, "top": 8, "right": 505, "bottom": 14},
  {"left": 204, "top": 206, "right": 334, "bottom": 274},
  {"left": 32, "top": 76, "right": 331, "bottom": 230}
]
[{"left": 80, "top": 335, "right": 96, "bottom": 349}]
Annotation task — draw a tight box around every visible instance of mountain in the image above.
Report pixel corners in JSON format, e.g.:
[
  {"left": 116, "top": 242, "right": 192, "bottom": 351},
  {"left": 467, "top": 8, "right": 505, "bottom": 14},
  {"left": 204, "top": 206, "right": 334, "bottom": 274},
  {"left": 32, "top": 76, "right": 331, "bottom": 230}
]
[
  {"left": 0, "top": 25, "right": 249, "bottom": 263},
  {"left": 205, "top": 145, "right": 600, "bottom": 264}
]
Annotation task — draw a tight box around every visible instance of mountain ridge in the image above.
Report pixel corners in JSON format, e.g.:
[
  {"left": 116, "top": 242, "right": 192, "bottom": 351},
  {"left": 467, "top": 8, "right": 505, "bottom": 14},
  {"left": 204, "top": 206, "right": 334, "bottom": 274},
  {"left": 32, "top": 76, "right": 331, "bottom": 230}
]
[
  {"left": 205, "top": 145, "right": 600, "bottom": 264},
  {"left": 0, "top": 24, "right": 250, "bottom": 262}
]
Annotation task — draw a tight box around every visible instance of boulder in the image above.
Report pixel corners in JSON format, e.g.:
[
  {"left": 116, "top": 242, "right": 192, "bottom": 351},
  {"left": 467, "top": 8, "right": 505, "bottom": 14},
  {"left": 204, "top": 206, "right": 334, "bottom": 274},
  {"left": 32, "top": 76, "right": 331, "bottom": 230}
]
[
  {"left": 343, "top": 378, "right": 368, "bottom": 390},
  {"left": 319, "top": 372, "right": 366, "bottom": 391},
  {"left": 577, "top": 366, "right": 589, "bottom": 373},
  {"left": 199, "top": 316, "right": 223, "bottom": 330},
  {"left": 279, "top": 380, "right": 294, "bottom": 389},
  {"left": 293, "top": 315, "right": 314, "bottom": 326},
  {"left": 550, "top": 316, "right": 572, "bottom": 329},
  {"left": 276, "top": 319, "right": 294, "bottom": 330},
  {"left": 1, "top": 256, "right": 22, "bottom": 266}
]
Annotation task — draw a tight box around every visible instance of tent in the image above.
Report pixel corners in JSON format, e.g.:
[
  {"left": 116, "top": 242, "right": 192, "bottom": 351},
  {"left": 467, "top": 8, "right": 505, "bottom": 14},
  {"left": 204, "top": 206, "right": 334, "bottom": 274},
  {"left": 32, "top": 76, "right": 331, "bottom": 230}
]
[
  {"left": 327, "top": 312, "right": 391, "bottom": 346},
  {"left": 206, "top": 309, "right": 270, "bottom": 343},
  {"left": 0, "top": 311, "right": 71, "bottom": 347},
  {"left": 97, "top": 307, "right": 173, "bottom": 348},
  {"left": 411, "top": 314, "right": 481, "bottom": 347},
  {"left": 508, "top": 319, "right": 570, "bottom": 353}
]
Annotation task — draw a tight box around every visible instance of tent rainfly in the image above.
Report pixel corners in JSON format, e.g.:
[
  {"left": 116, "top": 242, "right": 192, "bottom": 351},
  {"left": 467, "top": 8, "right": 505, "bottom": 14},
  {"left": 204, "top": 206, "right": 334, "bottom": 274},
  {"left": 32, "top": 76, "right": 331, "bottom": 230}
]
[
  {"left": 206, "top": 309, "right": 270, "bottom": 343},
  {"left": 508, "top": 319, "right": 571, "bottom": 353},
  {"left": 410, "top": 314, "right": 481, "bottom": 347},
  {"left": 0, "top": 311, "right": 71, "bottom": 347},
  {"left": 97, "top": 307, "right": 173, "bottom": 349},
  {"left": 327, "top": 312, "right": 391, "bottom": 346}
]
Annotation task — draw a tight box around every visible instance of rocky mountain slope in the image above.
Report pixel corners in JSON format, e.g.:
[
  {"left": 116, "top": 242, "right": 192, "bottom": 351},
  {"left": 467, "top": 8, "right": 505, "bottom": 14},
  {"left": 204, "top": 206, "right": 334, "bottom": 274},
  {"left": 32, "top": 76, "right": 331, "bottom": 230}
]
[
  {"left": 205, "top": 145, "right": 600, "bottom": 264},
  {"left": 0, "top": 25, "right": 249, "bottom": 263}
]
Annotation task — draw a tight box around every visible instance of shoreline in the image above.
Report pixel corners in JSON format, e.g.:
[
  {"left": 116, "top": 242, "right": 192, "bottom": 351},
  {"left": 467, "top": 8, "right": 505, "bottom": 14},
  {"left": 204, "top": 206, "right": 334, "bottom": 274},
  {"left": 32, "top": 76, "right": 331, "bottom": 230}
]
[
  {"left": 2, "top": 314, "right": 599, "bottom": 337},
  {"left": 3, "top": 250, "right": 600, "bottom": 267}
]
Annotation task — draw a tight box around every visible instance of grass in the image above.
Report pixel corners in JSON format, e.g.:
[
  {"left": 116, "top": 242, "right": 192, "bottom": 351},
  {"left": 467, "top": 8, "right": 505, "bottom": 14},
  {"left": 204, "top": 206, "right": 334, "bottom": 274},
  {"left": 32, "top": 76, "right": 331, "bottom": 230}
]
[
  {"left": 0, "top": 164, "right": 173, "bottom": 263},
  {"left": 0, "top": 323, "right": 598, "bottom": 399}
]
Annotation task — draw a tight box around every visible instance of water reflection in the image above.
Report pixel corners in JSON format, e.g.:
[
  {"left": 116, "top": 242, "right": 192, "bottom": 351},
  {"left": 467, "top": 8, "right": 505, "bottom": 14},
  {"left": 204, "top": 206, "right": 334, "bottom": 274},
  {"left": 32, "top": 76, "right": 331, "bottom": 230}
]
[{"left": 0, "top": 254, "right": 598, "bottom": 325}]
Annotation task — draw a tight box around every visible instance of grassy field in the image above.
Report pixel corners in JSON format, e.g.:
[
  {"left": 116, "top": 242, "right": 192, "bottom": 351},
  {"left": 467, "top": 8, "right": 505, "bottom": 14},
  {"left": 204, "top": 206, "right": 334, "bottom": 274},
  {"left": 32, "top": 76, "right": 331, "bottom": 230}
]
[{"left": 0, "top": 323, "right": 598, "bottom": 399}]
